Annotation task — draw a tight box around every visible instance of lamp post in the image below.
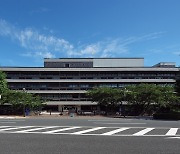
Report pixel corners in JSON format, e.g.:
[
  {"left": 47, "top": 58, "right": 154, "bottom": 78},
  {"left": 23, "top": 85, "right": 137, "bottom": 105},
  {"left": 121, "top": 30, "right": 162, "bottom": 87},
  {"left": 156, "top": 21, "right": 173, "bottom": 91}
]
[
  {"left": 22, "top": 88, "right": 26, "bottom": 117},
  {"left": 0, "top": 94, "right": 1, "bottom": 105},
  {"left": 120, "top": 87, "right": 127, "bottom": 117}
]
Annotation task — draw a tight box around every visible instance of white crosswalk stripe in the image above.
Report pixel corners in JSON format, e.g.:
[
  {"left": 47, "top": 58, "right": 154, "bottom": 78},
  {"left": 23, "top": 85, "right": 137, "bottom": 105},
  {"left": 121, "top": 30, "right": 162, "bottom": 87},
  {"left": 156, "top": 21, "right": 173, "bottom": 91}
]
[
  {"left": 16, "top": 126, "right": 59, "bottom": 133},
  {"left": 101, "top": 127, "right": 129, "bottom": 135},
  {"left": 0, "top": 126, "right": 34, "bottom": 131},
  {"left": 165, "top": 128, "right": 178, "bottom": 136},
  {"left": 71, "top": 127, "right": 105, "bottom": 135},
  {"left": 133, "top": 128, "right": 155, "bottom": 136},
  {"left": 0, "top": 126, "right": 12, "bottom": 129},
  {"left": 43, "top": 127, "right": 80, "bottom": 134},
  {"left": 0, "top": 126, "right": 179, "bottom": 137}
]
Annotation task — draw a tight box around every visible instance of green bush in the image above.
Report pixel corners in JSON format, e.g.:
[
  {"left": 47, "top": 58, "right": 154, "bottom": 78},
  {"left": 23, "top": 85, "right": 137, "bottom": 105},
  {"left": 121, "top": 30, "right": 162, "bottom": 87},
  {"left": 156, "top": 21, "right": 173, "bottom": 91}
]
[{"left": 153, "top": 112, "right": 180, "bottom": 120}]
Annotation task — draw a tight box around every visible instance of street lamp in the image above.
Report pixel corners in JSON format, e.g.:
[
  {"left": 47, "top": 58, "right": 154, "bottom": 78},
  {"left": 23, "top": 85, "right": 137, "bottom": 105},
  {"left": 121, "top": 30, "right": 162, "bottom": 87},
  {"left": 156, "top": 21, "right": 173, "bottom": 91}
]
[
  {"left": 121, "top": 87, "right": 127, "bottom": 117},
  {"left": 22, "top": 88, "right": 26, "bottom": 117},
  {"left": 0, "top": 94, "right": 1, "bottom": 106}
]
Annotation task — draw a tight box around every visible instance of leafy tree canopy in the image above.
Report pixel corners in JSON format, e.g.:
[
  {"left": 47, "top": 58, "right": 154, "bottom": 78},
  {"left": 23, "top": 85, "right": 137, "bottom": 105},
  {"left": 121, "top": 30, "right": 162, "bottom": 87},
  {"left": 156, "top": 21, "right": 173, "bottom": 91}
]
[
  {"left": 175, "top": 78, "right": 180, "bottom": 96},
  {"left": 87, "top": 87, "right": 124, "bottom": 107},
  {"left": 87, "top": 84, "right": 179, "bottom": 115},
  {"left": 6, "top": 90, "right": 44, "bottom": 110},
  {"left": 125, "top": 84, "right": 179, "bottom": 113},
  {"left": 0, "top": 71, "right": 44, "bottom": 110},
  {"left": 0, "top": 71, "right": 9, "bottom": 104},
  {"left": 0, "top": 71, "right": 8, "bottom": 94}
]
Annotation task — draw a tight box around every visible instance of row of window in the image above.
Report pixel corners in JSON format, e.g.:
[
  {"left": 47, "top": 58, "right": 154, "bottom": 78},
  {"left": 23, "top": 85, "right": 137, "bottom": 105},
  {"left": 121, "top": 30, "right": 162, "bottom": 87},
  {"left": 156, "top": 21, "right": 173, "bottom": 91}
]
[
  {"left": 7, "top": 76, "right": 175, "bottom": 80},
  {"left": 9, "top": 83, "right": 174, "bottom": 90},
  {"left": 40, "top": 93, "right": 89, "bottom": 101},
  {"left": 6, "top": 71, "right": 176, "bottom": 77}
]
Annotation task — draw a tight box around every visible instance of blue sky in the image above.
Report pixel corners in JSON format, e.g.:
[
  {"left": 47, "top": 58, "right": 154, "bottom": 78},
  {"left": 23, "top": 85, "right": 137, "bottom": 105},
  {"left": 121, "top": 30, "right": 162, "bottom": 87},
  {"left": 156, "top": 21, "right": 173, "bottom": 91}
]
[{"left": 0, "top": 0, "right": 180, "bottom": 67}]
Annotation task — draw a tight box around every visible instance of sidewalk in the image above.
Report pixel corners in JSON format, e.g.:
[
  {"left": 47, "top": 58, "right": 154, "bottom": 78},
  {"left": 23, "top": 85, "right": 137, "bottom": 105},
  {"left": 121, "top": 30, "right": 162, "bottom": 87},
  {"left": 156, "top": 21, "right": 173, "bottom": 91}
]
[
  {"left": 0, "top": 116, "right": 25, "bottom": 119},
  {"left": 0, "top": 113, "right": 153, "bottom": 120}
]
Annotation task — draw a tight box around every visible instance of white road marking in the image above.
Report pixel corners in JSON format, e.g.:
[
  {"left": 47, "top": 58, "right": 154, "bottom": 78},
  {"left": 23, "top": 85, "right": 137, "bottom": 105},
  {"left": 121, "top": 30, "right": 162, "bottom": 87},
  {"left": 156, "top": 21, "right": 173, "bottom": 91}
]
[
  {"left": 0, "top": 126, "right": 179, "bottom": 137},
  {"left": 6, "top": 131, "right": 180, "bottom": 137},
  {"left": 101, "top": 127, "right": 129, "bottom": 135},
  {"left": 94, "top": 122, "right": 146, "bottom": 125},
  {"left": 0, "top": 122, "right": 16, "bottom": 123},
  {"left": 16, "top": 126, "right": 58, "bottom": 133},
  {"left": 0, "top": 117, "right": 16, "bottom": 119},
  {"left": 165, "top": 128, "right": 178, "bottom": 136},
  {"left": 0, "top": 126, "right": 34, "bottom": 131},
  {"left": 167, "top": 137, "right": 180, "bottom": 139},
  {"left": 88, "top": 119, "right": 132, "bottom": 121},
  {"left": 0, "top": 126, "right": 12, "bottom": 129},
  {"left": 133, "top": 128, "right": 155, "bottom": 136},
  {"left": 0, "top": 120, "right": 25, "bottom": 121},
  {"left": 43, "top": 127, "right": 80, "bottom": 134},
  {"left": 71, "top": 127, "right": 106, "bottom": 135}
]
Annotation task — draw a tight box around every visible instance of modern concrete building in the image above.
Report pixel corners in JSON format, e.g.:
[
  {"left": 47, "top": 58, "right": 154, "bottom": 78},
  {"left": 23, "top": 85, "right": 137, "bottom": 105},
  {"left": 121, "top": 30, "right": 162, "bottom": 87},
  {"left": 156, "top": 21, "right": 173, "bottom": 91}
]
[{"left": 0, "top": 58, "right": 179, "bottom": 113}]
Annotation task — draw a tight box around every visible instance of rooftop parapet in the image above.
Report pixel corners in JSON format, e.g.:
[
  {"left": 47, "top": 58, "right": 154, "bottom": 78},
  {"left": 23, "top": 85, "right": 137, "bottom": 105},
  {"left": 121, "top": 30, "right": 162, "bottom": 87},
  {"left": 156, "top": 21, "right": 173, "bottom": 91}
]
[
  {"left": 44, "top": 58, "right": 144, "bottom": 68},
  {"left": 153, "top": 62, "right": 176, "bottom": 68}
]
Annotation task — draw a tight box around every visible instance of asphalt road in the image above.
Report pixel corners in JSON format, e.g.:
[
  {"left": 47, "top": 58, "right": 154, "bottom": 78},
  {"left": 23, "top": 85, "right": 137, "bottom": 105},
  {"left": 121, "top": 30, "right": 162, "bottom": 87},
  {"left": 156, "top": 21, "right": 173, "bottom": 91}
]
[{"left": 0, "top": 116, "right": 179, "bottom": 154}]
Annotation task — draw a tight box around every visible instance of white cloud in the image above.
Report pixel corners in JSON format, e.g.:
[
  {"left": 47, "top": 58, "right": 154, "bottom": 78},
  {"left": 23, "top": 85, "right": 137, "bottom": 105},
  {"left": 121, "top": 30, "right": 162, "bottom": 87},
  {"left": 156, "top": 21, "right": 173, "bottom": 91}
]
[
  {"left": 173, "top": 51, "right": 180, "bottom": 56},
  {"left": 0, "top": 19, "right": 74, "bottom": 59},
  {"left": 0, "top": 19, "right": 164, "bottom": 60},
  {"left": 22, "top": 51, "right": 54, "bottom": 59},
  {"left": 74, "top": 39, "right": 129, "bottom": 58},
  {"left": 0, "top": 19, "right": 16, "bottom": 36}
]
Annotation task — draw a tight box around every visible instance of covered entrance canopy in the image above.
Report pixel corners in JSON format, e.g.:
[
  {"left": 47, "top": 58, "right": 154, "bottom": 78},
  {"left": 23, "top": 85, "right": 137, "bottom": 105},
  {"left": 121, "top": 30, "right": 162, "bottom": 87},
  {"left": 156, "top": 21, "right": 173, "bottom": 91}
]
[
  {"left": 45, "top": 101, "right": 98, "bottom": 113},
  {"left": 45, "top": 101, "right": 97, "bottom": 106}
]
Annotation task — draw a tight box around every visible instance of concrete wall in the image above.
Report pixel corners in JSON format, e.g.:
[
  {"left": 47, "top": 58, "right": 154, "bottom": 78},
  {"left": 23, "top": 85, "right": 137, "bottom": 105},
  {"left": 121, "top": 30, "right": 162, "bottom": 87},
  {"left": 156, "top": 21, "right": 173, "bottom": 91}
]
[{"left": 93, "top": 58, "right": 144, "bottom": 67}]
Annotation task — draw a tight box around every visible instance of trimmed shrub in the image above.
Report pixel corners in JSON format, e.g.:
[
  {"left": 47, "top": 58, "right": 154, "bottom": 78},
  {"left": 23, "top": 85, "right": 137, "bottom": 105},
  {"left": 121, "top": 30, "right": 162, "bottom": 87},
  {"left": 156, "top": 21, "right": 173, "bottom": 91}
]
[{"left": 153, "top": 112, "right": 180, "bottom": 120}]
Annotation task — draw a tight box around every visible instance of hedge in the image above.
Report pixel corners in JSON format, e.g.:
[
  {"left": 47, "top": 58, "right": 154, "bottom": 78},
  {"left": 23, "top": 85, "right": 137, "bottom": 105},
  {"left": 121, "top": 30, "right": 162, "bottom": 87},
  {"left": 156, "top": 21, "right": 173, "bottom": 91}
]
[{"left": 153, "top": 112, "right": 180, "bottom": 120}]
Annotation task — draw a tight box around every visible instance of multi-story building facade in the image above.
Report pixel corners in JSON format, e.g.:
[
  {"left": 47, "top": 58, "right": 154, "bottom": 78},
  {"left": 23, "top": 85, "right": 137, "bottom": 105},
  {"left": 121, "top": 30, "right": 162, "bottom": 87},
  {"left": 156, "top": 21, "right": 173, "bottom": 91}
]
[{"left": 0, "top": 58, "right": 179, "bottom": 113}]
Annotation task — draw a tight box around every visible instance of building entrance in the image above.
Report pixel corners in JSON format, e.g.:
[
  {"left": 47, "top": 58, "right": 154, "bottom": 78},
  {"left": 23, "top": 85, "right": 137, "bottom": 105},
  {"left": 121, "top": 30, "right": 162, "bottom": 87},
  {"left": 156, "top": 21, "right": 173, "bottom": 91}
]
[{"left": 63, "top": 105, "right": 77, "bottom": 113}]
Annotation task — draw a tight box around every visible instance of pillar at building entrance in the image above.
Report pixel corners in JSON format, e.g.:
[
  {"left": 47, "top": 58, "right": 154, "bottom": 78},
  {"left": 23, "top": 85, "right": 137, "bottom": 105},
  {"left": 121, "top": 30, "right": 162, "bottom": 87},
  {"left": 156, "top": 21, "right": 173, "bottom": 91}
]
[
  {"left": 77, "top": 106, "right": 81, "bottom": 112},
  {"left": 58, "top": 105, "right": 63, "bottom": 112}
]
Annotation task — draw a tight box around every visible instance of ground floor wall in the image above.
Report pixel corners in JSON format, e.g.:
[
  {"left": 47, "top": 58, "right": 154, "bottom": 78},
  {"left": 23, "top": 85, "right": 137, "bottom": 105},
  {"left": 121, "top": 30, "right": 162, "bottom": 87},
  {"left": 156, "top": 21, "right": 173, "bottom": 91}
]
[
  {"left": 41, "top": 104, "right": 144, "bottom": 116},
  {"left": 42, "top": 104, "right": 99, "bottom": 114}
]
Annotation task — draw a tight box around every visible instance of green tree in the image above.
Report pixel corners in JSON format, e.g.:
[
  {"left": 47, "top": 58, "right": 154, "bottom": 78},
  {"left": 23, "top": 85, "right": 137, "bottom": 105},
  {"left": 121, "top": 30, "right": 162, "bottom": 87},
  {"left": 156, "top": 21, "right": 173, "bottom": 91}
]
[
  {"left": 0, "top": 71, "right": 44, "bottom": 115},
  {"left": 125, "top": 84, "right": 156, "bottom": 114},
  {"left": 125, "top": 84, "right": 179, "bottom": 115},
  {"left": 0, "top": 71, "right": 9, "bottom": 104},
  {"left": 0, "top": 71, "right": 8, "bottom": 93},
  {"left": 87, "top": 87, "right": 124, "bottom": 113},
  {"left": 5, "top": 90, "right": 44, "bottom": 116},
  {"left": 87, "top": 84, "right": 179, "bottom": 115},
  {"left": 175, "top": 70, "right": 180, "bottom": 96}
]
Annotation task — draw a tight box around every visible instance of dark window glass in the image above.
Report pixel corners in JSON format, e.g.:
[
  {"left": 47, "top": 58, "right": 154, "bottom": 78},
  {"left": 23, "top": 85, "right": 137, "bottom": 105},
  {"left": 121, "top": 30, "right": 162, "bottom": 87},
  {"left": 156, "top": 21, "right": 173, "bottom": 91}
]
[{"left": 65, "top": 63, "right": 70, "bottom": 68}]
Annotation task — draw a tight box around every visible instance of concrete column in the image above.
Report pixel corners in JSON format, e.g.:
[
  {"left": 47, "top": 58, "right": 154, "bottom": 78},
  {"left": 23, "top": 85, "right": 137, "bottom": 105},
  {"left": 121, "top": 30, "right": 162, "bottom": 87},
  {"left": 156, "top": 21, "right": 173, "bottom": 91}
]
[
  {"left": 97, "top": 106, "right": 100, "bottom": 111},
  {"left": 58, "top": 105, "right": 63, "bottom": 112},
  {"left": 77, "top": 105, "right": 81, "bottom": 111}
]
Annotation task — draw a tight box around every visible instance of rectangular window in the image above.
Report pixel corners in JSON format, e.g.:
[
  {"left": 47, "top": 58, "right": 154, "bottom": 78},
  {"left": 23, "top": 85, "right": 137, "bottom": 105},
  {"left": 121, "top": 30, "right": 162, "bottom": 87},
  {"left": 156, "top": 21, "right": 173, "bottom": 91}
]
[{"left": 65, "top": 63, "right": 70, "bottom": 68}]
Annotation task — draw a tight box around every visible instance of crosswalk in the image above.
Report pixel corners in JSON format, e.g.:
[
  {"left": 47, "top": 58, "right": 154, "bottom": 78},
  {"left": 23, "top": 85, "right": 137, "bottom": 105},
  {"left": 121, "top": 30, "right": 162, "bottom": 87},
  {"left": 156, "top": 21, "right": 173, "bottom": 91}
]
[{"left": 0, "top": 126, "right": 179, "bottom": 137}]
